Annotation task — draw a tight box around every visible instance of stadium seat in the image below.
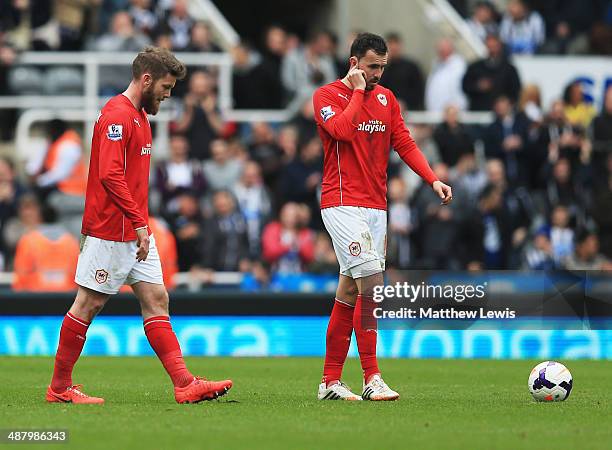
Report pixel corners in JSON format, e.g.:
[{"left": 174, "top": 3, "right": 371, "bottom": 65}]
[
  {"left": 8, "top": 66, "right": 45, "bottom": 95},
  {"left": 43, "top": 67, "right": 84, "bottom": 96}
]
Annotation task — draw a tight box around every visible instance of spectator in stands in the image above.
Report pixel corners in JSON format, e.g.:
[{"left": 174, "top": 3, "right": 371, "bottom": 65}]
[
  {"left": 92, "top": 11, "right": 151, "bottom": 94},
  {"left": 544, "top": 157, "right": 584, "bottom": 220},
  {"left": 462, "top": 33, "right": 521, "bottom": 111},
  {"left": 0, "top": 32, "right": 16, "bottom": 140},
  {"left": 522, "top": 228, "right": 555, "bottom": 270},
  {"left": 563, "top": 229, "right": 611, "bottom": 271},
  {"left": 413, "top": 163, "right": 464, "bottom": 269},
  {"left": 473, "top": 184, "right": 510, "bottom": 269},
  {"left": 466, "top": 1, "right": 499, "bottom": 41},
  {"left": 425, "top": 38, "right": 467, "bottom": 112},
  {"left": 12, "top": 206, "right": 78, "bottom": 291},
  {"left": 262, "top": 202, "right": 315, "bottom": 273},
  {"left": 549, "top": 205, "right": 574, "bottom": 266},
  {"left": 129, "top": 0, "right": 158, "bottom": 37},
  {"left": 484, "top": 95, "right": 531, "bottom": 187},
  {"left": 203, "top": 138, "right": 243, "bottom": 191},
  {"left": 231, "top": 41, "right": 263, "bottom": 109},
  {"left": 0, "top": 156, "right": 25, "bottom": 269},
  {"left": 281, "top": 30, "right": 336, "bottom": 105},
  {"left": 450, "top": 152, "right": 487, "bottom": 206},
  {"left": 537, "top": 99, "right": 584, "bottom": 176},
  {"left": 590, "top": 155, "right": 612, "bottom": 257},
  {"left": 386, "top": 177, "right": 414, "bottom": 269},
  {"left": 28, "top": 120, "right": 87, "bottom": 201},
  {"left": 55, "top": 0, "right": 97, "bottom": 50},
  {"left": 277, "top": 125, "right": 299, "bottom": 163},
  {"left": 433, "top": 105, "right": 474, "bottom": 167},
  {"left": 279, "top": 136, "right": 323, "bottom": 224},
  {"left": 499, "top": 0, "right": 545, "bottom": 55},
  {"left": 290, "top": 99, "right": 318, "bottom": 143},
  {"left": 592, "top": 86, "right": 612, "bottom": 158},
  {"left": 255, "top": 25, "right": 288, "bottom": 109},
  {"left": 158, "top": 0, "right": 193, "bottom": 50},
  {"left": 563, "top": 81, "right": 596, "bottom": 129},
  {"left": 186, "top": 21, "right": 221, "bottom": 53},
  {"left": 154, "top": 133, "right": 206, "bottom": 217},
  {"left": 484, "top": 159, "right": 533, "bottom": 265},
  {"left": 149, "top": 216, "right": 178, "bottom": 290},
  {"left": 536, "top": 0, "right": 596, "bottom": 55},
  {"left": 381, "top": 32, "right": 425, "bottom": 111},
  {"left": 2, "top": 194, "right": 43, "bottom": 260},
  {"left": 233, "top": 161, "right": 272, "bottom": 259},
  {"left": 168, "top": 193, "right": 203, "bottom": 271},
  {"left": 174, "top": 70, "right": 224, "bottom": 160},
  {"left": 308, "top": 232, "right": 339, "bottom": 274},
  {"left": 195, "top": 190, "right": 250, "bottom": 275},
  {"left": 248, "top": 122, "right": 284, "bottom": 188},
  {"left": 519, "top": 84, "right": 544, "bottom": 124}
]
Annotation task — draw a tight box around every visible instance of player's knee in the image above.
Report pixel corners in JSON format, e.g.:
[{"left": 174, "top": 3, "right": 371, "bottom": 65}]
[
  {"left": 337, "top": 283, "right": 359, "bottom": 301},
  {"left": 147, "top": 288, "right": 170, "bottom": 315}
]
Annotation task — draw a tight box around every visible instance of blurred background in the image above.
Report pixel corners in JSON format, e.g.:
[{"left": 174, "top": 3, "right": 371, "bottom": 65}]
[{"left": 0, "top": 0, "right": 611, "bottom": 358}]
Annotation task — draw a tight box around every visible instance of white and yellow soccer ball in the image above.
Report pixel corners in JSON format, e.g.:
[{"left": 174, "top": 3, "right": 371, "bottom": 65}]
[{"left": 528, "top": 361, "right": 573, "bottom": 402}]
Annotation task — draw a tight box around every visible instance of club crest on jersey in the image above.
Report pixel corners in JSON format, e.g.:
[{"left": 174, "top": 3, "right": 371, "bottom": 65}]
[
  {"left": 349, "top": 241, "right": 361, "bottom": 256},
  {"left": 107, "top": 124, "right": 123, "bottom": 141},
  {"left": 320, "top": 105, "right": 335, "bottom": 122},
  {"left": 357, "top": 119, "right": 386, "bottom": 134},
  {"left": 95, "top": 269, "right": 108, "bottom": 284},
  {"left": 377, "top": 93, "right": 387, "bottom": 106}
]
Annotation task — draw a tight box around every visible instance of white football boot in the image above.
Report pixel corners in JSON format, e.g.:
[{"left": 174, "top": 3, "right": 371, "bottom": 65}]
[
  {"left": 361, "top": 374, "right": 400, "bottom": 401},
  {"left": 317, "top": 381, "right": 362, "bottom": 401}
]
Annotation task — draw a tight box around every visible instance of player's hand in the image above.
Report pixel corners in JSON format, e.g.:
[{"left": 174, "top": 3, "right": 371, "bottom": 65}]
[
  {"left": 345, "top": 59, "right": 366, "bottom": 90},
  {"left": 135, "top": 227, "right": 150, "bottom": 262},
  {"left": 432, "top": 180, "right": 453, "bottom": 205}
]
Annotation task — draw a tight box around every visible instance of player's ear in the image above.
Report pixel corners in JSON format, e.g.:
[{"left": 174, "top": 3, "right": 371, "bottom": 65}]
[
  {"left": 142, "top": 73, "right": 153, "bottom": 87},
  {"left": 349, "top": 56, "right": 358, "bottom": 69}
]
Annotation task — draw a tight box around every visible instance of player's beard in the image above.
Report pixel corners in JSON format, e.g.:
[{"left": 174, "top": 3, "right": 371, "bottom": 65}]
[
  {"left": 142, "top": 85, "right": 160, "bottom": 115},
  {"left": 366, "top": 77, "right": 379, "bottom": 91}
]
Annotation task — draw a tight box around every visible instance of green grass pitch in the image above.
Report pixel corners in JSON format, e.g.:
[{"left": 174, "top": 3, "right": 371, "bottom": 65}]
[{"left": 1, "top": 357, "right": 611, "bottom": 450}]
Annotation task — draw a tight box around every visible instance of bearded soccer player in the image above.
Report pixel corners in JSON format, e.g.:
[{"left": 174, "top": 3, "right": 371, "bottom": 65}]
[
  {"left": 46, "top": 47, "right": 232, "bottom": 404},
  {"left": 313, "top": 33, "right": 452, "bottom": 401}
]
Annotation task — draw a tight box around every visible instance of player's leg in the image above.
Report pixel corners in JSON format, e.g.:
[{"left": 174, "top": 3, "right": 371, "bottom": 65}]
[
  {"left": 46, "top": 285, "right": 109, "bottom": 404},
  {"left": 318, "top": 207, "right": 370, "bottom": 400},
  {"left": 129, "top": 235, "right": 232, "bottom": 403},
  {"left": 318, "top": 274, "right": 362, "bottom": 400},
  {"left": 353, "top": 209, "right": 399, "bottom": 401}
]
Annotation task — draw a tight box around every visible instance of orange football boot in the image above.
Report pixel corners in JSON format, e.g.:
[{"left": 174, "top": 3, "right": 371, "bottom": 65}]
[
  {"left": 46, "top": 384, "right": 105, "bottom": 404},
  {"left": 174, "top": 376, "right": 233, "bottom": 403}
]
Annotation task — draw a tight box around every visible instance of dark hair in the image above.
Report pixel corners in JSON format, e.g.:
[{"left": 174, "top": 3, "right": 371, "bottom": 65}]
[
  {"left": 562, "top": 80, "right": 581, "bottom": 104},
  {"left": 350, "top": 32, "right": 387, "bottom": 58},
  {"left": 132, "top": 46, "right": 187, "bottom": 81},
  {"left": 574, "top": 227, "right": 596, "bottom": 245}
]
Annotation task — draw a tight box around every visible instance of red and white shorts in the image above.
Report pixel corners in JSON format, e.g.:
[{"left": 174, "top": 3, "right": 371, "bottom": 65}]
[
  {"left": 321, "top": 206, "right": 387, "bottom": 279},
  {"left": 75, "top": 234, "right": 163, "bottom": 294}
]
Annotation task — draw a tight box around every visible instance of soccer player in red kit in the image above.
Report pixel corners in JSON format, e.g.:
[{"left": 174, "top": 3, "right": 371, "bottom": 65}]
[
  {"left": 45, "top": 47, "right": 232, "bottom": 404},
  {"left": 313, "top": 33, "right": 452, "bottom": 401}
]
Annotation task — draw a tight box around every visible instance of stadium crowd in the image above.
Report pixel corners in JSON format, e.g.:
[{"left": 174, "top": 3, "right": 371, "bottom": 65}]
[{"left": 0, "top": 0, "right": 611, "bottom": 291}]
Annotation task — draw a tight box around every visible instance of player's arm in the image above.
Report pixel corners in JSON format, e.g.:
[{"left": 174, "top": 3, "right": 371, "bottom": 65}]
[
  {"left": 97, "top": 114, "right": 148, "bottom": 231},
  {"left": 389, "top": 93, "right": 453, "bottom": 205},
  {"left": 312, "top": 65, "right": 367, "bottom": 142}
]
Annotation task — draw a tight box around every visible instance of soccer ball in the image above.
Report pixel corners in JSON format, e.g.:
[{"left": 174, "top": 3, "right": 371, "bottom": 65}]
[{"left": 528, "top": 361, "right": 573, "bottom": 402}]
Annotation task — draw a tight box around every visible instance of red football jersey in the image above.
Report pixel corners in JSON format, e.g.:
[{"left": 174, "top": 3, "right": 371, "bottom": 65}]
[
  {"left": 313, "top": 80, "right": 438, "bottom": 210},
  {"left": 81, "top": 94, "right": 152, "bottom": 242}
]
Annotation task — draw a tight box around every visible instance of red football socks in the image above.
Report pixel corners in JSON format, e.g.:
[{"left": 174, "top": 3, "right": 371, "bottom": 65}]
[
  {"left": 322, "top": 299, "right": 354, "bottom": 386},
  {"left": 144, "top": 316, "right": 194, "bottom": 388},
  {"left": 354, "top": 294, "right": 380, "bottom": 382},
  {"left": 50, "top": 312, "right": 90, "bottom": 392}
]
